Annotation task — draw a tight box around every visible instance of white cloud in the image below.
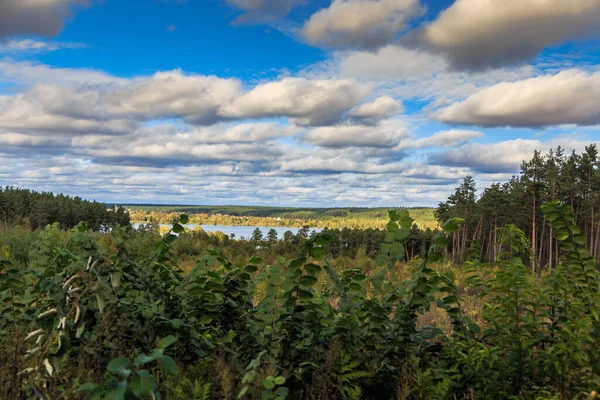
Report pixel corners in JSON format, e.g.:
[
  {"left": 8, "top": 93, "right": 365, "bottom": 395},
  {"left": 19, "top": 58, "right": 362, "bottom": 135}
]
[
  {"left": 302, "top": 0, "right": 422, "bottom": 49},
  {"left": 435, "top": 70, "right": 600, "bottom": 127},
  {"left": 349, "top": 96, "right": 402, "bottom": 125},
  {"left": 418, "top": 0, "right": 600, "bottom": 70},
  {"left": 0, "top": 66, "right": 370, "bottom": 128},
  {"left": 0, "top": 0, "right": 90, "bottom": 38},
  {"left": 0, "top": 39, "right": 86, "bottom": 53},
  {"left": 222, "top": 77, "right": 371, "bottom": 126},
  {"left": 429, "top": 137, "right": 600, "bottom": 173},
  {"left": 306, "top": 45, "right": 535, "bottom": 106},
  {"left": 335, "top": 45, "right": 446, "bottom": 80},
  {"left": 104, "top": 71, "right": 243, "bottom": 124},
  {"left": 189, "top": 122, "right": 300, "bottom": 143},
  {"left": 400, "top": 129, "right": 484, "bottom": 150},
  {"left": 0, "top": 60, "right": 127, "bottom": 86},
  {"left": 303, "top": 119, "right": 410, "bottom": 148},
  {"left": 0, "top": 87, "right": 137, "bottom": 136}
]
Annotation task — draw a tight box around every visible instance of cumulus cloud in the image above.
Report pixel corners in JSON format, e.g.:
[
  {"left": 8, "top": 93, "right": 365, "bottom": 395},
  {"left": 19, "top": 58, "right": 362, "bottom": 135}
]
[
  {"left": 68, "top": 123, "right": 289, "bottom": 167},
  {"left": 303, "top": 120, "right": 410, "bottom": 148},
  {"left": 301, "top": 0, "right": 422, "bottom": 49},
  {"left": 0, "top": 87, "right": 137, "bottom": 136},
  {"left": 435, "top": 70, "right": 600, "bottom": 128},
  {"left": 0, "top": 60, "right": 127, "bottom": 86},
  {"left": 0, "top": 67, "right": 371, "bottom": 129},
  {"left": 105, "top": 71, "right": 243, "bottom": 124},
  {"left": 417, "top": 0, "right": 600, "bottom": 70},
  {"left": 223, "top": 77, "right": 370, "bottom": 126},
  {"left": 429, "top": 138, "right": 600, "bottom": 173},
  {"left": 305, "top": 45, "right": 535, "bottom": 106},
  {"left": 401, "top": 130, "right": 484, "bottom": 150},
  {"left": 0, "top": 0, "right": 90, "bottom": 38},
  {"left": 0, "top": 132, "right": 71, "bottom": 148},
  {"left": 189, "top": 122, "right": 300, "bottom": 143},
  {"left": 335, "top": 45, "right": 446, "bottom": 80},
  {"left": 226, "top": 0, "right": 304, "bottom": 24},
  {"left": 349, "top": 96, "right": 402, "bottom": 125}
]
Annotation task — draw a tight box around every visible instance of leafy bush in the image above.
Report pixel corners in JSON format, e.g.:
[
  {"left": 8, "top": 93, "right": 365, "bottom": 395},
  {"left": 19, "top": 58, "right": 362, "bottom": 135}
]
[{"left": 1, "top": 206, "right": 600, "bottom": 399}]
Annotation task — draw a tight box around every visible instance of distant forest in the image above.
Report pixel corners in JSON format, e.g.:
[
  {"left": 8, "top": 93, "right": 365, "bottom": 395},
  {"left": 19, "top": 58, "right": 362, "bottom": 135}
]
[
  {"left": 0, "top": 186, "right": 130, "bottom": 230},
  {"left": 2, "top": 144, "right": 599, "bottom": 272},
  {"left": 437, "top": 144, "right": 600, "bottom": 270}
]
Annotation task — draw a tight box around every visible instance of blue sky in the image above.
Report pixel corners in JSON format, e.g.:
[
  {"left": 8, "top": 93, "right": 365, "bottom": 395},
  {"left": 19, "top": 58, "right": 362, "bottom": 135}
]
[{"left": 0, "top": 0, "right": 599, "bottom": 206}]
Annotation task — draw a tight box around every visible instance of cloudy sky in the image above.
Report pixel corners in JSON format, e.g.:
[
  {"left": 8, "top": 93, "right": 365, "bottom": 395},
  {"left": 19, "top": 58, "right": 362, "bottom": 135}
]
[{"left": 1, "top": 0, "right": 599, "bottom": 206}]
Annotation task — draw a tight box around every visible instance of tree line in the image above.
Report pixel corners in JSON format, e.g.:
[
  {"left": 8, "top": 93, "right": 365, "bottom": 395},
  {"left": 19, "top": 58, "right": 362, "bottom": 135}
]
[
  {"left": 0, "top": 186, "right": 130, "bottom": 231},
  {"left": 437, "top": 144, "right": 600, "bottom": 271}
]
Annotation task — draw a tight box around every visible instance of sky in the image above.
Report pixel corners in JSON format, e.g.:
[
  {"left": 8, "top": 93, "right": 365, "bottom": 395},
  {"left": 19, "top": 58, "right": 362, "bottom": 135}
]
[{"left": 0, "top": 0, "right": 599, "bottom": 207}]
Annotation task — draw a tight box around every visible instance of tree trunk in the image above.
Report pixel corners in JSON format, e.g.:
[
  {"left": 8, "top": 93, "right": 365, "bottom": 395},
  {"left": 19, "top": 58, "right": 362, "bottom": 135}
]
[
  {"left": 549, "top": 227, "right": 553, "bottom": 271},
  {"left": 538, "top": 219, "right": 546, "bottom": 274},
  {"left": 532, "top": 194, "right": 537, "bottom": 272}
]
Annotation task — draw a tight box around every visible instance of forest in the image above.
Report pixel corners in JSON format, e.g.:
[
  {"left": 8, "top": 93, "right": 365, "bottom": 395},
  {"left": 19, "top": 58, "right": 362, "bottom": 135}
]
[
  {"left": 0, "top": 187, "right": 130, "bottom": 231},
  {"left": 0, "top": 144, "right": 599, "bottom": 399},
  {"left": 437, "top": 145, "right": 600, "bottom": 270},
  {"left": 126, "top": 206, "right": 438, "bottom": 230}
]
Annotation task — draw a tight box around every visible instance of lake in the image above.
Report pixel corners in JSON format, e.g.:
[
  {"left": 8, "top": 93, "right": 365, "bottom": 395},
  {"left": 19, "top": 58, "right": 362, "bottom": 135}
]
[{"left": 131, "top": 223, "right": 321, "bottom": 239}]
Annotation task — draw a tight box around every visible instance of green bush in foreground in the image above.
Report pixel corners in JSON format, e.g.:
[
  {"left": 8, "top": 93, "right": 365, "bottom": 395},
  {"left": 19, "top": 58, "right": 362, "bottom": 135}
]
[{"left": 1, "top": 204, "right": 600, "bottom": 399}]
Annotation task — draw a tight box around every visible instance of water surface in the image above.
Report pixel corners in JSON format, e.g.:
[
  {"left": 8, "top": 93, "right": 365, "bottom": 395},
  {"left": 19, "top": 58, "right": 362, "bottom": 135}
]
[{"left": 132, "top": 223, "right": 320, "bottom": 239}]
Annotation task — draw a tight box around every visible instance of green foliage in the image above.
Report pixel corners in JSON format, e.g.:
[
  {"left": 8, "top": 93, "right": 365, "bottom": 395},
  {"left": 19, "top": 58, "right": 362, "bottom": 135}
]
[
  {"left": 76, "top": 335, "right": 178, "bottom": 399},
  {"left": 2, "top": 203, "right": 600, "bottom": 399},
  {"left": 0, "top": 185, "right": 130, "bottom": 231}
]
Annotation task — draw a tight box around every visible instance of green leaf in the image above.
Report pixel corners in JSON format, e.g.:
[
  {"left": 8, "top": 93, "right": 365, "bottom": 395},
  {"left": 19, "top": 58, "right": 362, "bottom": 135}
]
[
  {"left": 288, "top": 257, "right": 305, "bottom": 269},
  {"left": 159, "top": 355, "right": 178, "bottom": 375},
  {"left": 394, "top": 228, "right": 410, "bottom": 241},
  {"left": 179, "top": 214, "right": 189, "bottom": 224},
  {"left": 245, "top": 265, "right": 258, "bottom": 273},
  {"left": 468, "top": 323, "right": 481, "bottom": 334},
  {"left": 429, "top": 251, "right": 443, "bottom": 263},
  {"left": 105, "top": 381, "right": 126, "bottom": 400},
  {"left": 310, "top": 247, "right": 324, "bottom": 261},
  {"left": 304, "top": 263, "right": 321, "bottom": 275},
  {"left": 249, "top": 256, "right": 263, "bottom": 264},
  {"left": 573, "top": 234, "right": 586, "bottom": 245},
  {"left": 238, "top": 386, "right": 249, "bottom": 398},
  {"left": 300, "top": 275, "right": 318, "bottom": 287},
  {"left": 95, "top": 293, "right": 105, "bottom": 314},
  {"left": 435, "top": 237, "right": 450, "bottom": 248},
  {"left": 134, "top": 353, "right": 154, "bottom": 366},
  {"left": 107, "top": 357, "right": 130, "bottom": 374},
  {"left": 275, "top": 386, "right": 289, "bottom": 396},
  {"left": 297, "top": 289, "right": 314, "bottom": 300},
  {"left": 374, "top": 254, "right": 388, "bottom": 266},
  {"left": 172, "top": 224, "right": 185, "bottom": 234},
  {"left": 314, "top": 234, "right": 333, "bottom": 246},
  {"left": 388, "top": 210, "right": 400, "bottom": 221},
  {"left": 131, "top": 370, "right": 154, "bottom": 397},
  {"left": 263, "top": 376, "right": 275, "bottom": 389},
  {"left": 157, "top": 335, "right": 177, "bottom": 350},
  {"left": 390, "top": 243, "right": 405, "bottom": 261},
  {"left": 386, "top": 221, "right": 399, "bottom": 232},
  {"left": 443, "top": 220, "right": 460, "bottom": 233},
  {"left": 87, "top": 387, "right": 105, "bottom": 400},
  {"left": 556, "top": 229, "right": 569, "bottom": 241},
  {"left": 110, "top": 271, "right": 122, "bottom": 289},
  {"left": 76, "top": 383, "right": 102, "bottom": 393},
  {"left": 400, "top": 215, "right": 413, "bottom": 228},
  {"left": 274, "top": 376, "right": 286, "bottom": 385}
]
